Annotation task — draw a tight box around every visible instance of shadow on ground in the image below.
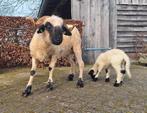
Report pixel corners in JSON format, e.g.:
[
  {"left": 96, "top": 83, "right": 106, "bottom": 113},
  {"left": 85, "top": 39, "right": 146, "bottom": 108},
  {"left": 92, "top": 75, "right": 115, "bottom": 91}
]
[{"left": 0, "top": 65, "right": 147, "bottom": 113}]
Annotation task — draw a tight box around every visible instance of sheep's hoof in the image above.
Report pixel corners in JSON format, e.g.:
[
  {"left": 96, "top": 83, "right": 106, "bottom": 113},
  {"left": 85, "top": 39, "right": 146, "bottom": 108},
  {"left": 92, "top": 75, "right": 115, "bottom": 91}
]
[
  {"left": 113, "top": 81, "right": 123, "bottom": 87},
  {"left": 77, "top": 78, "right": 84, "bottom": 88},
  {"left": 22, "top": 85, "right": 32, "bottom": 97},
  {"left": 88, "top": 70, "right": 95, "bottom": 80},
  {"left": 68, "top": 74, "right": 74, "bottom": 81},
  {"left": 105, "top": 78, "right": 110, "bottom": 82},
  {"left": 93, "top": 77, "right": 98, "bottom": 82},
  {"left": 46, "top": 82, "right": 54, "bottom": 91}
]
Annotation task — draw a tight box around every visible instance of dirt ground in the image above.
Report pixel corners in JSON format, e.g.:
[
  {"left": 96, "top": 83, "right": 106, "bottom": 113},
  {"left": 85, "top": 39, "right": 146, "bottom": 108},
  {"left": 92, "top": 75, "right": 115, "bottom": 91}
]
[{"left": 0, "top": 64, "right": 147, "bottom": 113}]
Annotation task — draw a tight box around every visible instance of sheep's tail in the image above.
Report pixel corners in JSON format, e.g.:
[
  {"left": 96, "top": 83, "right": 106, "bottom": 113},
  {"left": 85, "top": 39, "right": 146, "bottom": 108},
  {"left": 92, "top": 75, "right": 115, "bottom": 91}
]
[{"left": 121, "top": 57, "right": 132, "bottom": 79}]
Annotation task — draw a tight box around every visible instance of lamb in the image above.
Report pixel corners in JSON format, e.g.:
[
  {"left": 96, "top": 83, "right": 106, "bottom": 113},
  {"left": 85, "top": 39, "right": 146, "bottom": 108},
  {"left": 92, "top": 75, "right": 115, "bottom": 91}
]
[
  {"left": 88, "top": 49, "right": 131, "bottom": 87},
  {"left": 22, "top": 15, "right": 84, "bottom": 97}
]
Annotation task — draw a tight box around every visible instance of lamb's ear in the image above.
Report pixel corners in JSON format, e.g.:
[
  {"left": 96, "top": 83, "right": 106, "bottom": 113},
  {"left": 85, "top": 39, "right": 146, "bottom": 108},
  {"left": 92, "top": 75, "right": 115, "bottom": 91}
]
[
  {"left": 62, "top": 24, "right": 72, "bottom": 36},
  {"left": 37, "top": 24, "right": 45, "bottom": 34}
]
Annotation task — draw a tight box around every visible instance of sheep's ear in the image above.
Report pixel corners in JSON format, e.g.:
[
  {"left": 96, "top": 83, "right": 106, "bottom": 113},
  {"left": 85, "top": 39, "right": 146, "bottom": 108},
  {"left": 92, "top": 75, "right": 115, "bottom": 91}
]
[
  {"left": 37, "top": 24, "right": 45, "bottom": 33},
  {"left": 62, "top": 25, "right": 72, "bottom": 36}
]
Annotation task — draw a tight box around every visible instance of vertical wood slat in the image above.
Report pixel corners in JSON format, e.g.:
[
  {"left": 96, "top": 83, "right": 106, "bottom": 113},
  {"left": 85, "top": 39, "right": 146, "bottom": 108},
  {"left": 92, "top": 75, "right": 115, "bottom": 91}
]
[
  {"left": 109, "top": 0, "right": 117, "bottom": 48},
  {"left": 101, "top": 0, "right": 109, "bottom": 48},
  {"left": 71, "top": 0, "right": 80, "bottom": 19},
  {"left": 80, "top": 0, "right": 92, "bottom": 62},
  {"left": 89, "top": 0, "right": 96, "bottom": 62},
  {"left": 94, "top": 0, "right": 101, "bottom": 60}
]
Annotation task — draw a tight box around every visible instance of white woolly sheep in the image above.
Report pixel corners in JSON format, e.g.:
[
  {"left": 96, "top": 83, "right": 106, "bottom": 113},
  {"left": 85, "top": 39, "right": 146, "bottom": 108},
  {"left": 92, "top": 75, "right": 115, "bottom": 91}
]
[
  {"left": 88, "top": 49, "right": 131, "bottom": 87},
  {"left": 22, "top": 15, "right": 84, "bottom": 97}
]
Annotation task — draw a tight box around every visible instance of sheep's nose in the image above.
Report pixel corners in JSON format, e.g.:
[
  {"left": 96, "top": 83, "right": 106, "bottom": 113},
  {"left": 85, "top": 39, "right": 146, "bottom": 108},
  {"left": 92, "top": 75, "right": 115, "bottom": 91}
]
[{"left": 52, "top": 37, "right": 62, "bottom": 45}]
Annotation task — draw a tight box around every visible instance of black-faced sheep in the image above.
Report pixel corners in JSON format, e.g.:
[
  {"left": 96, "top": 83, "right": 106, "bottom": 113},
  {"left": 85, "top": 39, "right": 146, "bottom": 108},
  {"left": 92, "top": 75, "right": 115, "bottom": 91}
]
[
  {"left": 88, "top": 49, "right": 131, "bottom": 87},
  {"left": 22, "top": 15, "right": 84, "bottom": 97}
]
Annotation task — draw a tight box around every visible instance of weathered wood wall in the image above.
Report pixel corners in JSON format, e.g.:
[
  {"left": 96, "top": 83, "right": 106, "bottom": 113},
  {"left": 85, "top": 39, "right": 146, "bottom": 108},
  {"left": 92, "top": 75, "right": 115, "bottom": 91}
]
[
  {"left": 71, "top": 0, "right": 110, "bottom": 63},
  {"left": 71, "top": 0, "right": 147, "bottom": 63},
  {"left": 116, "top": 0, "right": 147, "bottom": 52}
]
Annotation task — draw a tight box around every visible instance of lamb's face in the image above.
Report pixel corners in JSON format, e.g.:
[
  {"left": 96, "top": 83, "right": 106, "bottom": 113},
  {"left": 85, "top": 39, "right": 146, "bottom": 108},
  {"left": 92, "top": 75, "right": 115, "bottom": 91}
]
[{"left": 37, "top": 15, "right": 72, "bottom": 45}]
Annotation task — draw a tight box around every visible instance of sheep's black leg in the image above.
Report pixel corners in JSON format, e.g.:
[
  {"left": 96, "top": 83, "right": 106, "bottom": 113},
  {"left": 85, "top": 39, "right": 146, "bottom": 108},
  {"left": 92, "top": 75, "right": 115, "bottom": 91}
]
[
  {"left": 22, "top": 85, "right": 32, "bottom": 97},
  {"left": 68, "top": 55, "right": 76, "bottom": 81},
  {"left": 46, "top": 55, "right": 57, "bottom": 91},
  {"left": 77, "top": 78, "right": 84, "bottom": 88},
  {"left": 73, "top": 44, "right": 84, "bottom": 88},
  {"left": 68, "top": 73, "right": 74, "bottom": 81},
  {"left": 22, "top": 70, "right": 36, "bottom": 97},
  {"left": 46, "top": 81, "right": 54, "bottom": 91},
  {"left": 22, "top": 58, "right": 37, "bottom": 97},
  {"left": 88, "top": 70, "right": 96, "bottom": 80}
]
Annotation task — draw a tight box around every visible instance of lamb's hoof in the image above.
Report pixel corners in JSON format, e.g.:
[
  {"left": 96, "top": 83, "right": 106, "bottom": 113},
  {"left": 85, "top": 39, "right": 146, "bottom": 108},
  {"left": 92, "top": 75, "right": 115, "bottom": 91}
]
[
  {"left": 46, "top": 82, "right": 54, "bottom": 91},
  {"left": 68, "top": 74, "right": 74, "bottom": 81},
  {"left": 88, "top": 70, "right": 95, "bottom": 80},
  {"left": 77, "top": 78, "right": 84, "bottom": 88},
  {"left": 93, "top": 77, "right": 98, "bottom": 82},
  {"left": 22, "top": 85, "right": 32, "bottom": 97},
  {"left": 113, "top": 81, "right": 123, "bottom": 87},
  {"left": 105, "top": 78, "right": 110, "bottom": 82}
]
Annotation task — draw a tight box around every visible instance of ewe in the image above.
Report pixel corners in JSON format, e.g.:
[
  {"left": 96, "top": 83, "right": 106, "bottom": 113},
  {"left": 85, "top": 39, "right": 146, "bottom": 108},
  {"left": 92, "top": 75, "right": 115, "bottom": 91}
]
[
  {"left": 22, "top": 15, "right": 84, "bottom": 97},
  {"left": 88, "top": 49, "right": 131, "bottom": 87}
]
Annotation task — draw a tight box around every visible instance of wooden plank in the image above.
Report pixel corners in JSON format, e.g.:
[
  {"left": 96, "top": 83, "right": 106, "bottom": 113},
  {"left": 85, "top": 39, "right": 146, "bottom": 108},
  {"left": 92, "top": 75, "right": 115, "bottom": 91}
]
[
  {"left": 117, "top": 11, "right": 147, "bottom": 16},
  {"left": 94, "top": 0, "right": 102, "bottom": 60},
  {"left": 118, "top": 24, "right": 147, "bottom": 27},
  {"left": 117, "top": 35, "right": 147, "bottom": 38},
  {"left": 117, "top": 47, "right": 136, "bottom": 53},
  {"left": 89, "top": 0, "right": 96, "bottom": 62},
  {"left": 132, "top": 0, "right": 139, "bottom": 4},
  {"left": 100, "top": 0, "right": 109, "bottom": 48},
  {"left": 117, "top": 44, "right": 142, "bottom": 48},
  {"left": 117, "top": 18, "right": 147, "bottom": 22},
  {"left": 118, "top": 20, "right": 147, "bottom": 26},
  {"left": 118, "top": 26, "right": 147, "bottom": 31},
  {"left": 71, "top": 0, "right": 81, "bottom": 19},
  {"left": 109, "top": 0, "right": 117, "bottom": 48},
  {"left": 117, "top": 31, "right": 147, "bottom": 36},
  {"left": 117, "top": 4, "right": 147, "bottom": 10},
  {"left": 117, "top": 37, "right": 143, "bottom": 42},
  {"left": 80, "top": 0, "right": 92, "bottom": 63},
  {"left": 142, "top": 0, "right": 147, "bottom": 4},
  {"left": 117, "top": 15, "right": 147, "bottom": 21},
  {"left": 116, "top": 0, "right": 121, "bottom": 4}
]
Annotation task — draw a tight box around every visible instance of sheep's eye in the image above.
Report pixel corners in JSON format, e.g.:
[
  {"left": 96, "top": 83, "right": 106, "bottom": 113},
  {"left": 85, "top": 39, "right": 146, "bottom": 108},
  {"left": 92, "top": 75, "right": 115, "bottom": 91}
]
[
  {"left": 45, "top": 22, "right": 53, "bottom": 31},
  {"left": 37, "top": 25, "right": 45, "bottom": 33}
]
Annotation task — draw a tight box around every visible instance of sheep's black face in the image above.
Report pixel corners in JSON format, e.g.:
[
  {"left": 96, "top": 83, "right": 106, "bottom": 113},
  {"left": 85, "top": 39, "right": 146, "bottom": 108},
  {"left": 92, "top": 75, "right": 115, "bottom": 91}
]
[
  {"left": 50, "top": 26, "right": 63, "bottom": 45},
  {"left": 37, "top": 22, "right": 72, "bottom": 45}
]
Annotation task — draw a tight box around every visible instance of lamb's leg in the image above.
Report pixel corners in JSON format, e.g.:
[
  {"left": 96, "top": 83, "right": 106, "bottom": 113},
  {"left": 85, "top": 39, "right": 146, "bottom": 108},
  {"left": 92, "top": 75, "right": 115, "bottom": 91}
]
[
  {"left": 47, "top": 55, "right": 57, "bottom": 91},
  {"left": 93, "top": 65, "right": 104, "bottom": 81},
  {"left": 105, "top": 68, "right": 111, "bottom": 82},
  {"left": 22, "top": 58, "right": 38, "bottom": 97},
  {"left": 68, "top": 55, "right": 76, "bottom": 81},
  {"left": 73, "top": 47, "right": 84, "bottom": 88},
  {"left": 113, "top": 65, "right": 124, "bottom": 87}
]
